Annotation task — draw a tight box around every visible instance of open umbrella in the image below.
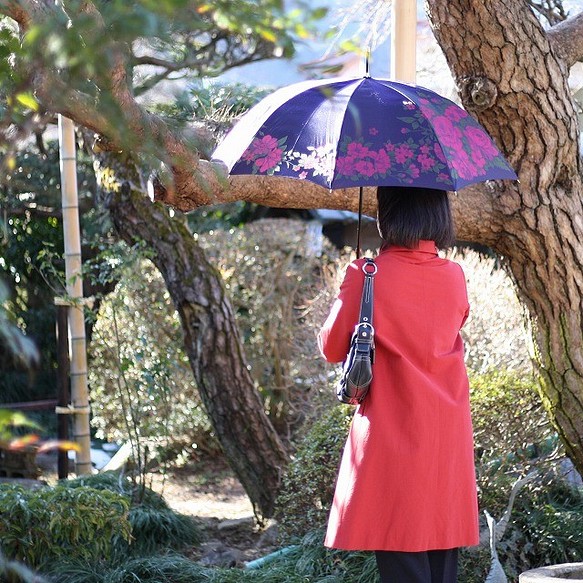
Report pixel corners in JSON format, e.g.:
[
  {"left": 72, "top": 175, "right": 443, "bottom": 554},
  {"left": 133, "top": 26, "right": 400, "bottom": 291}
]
[{"left": 212, "top": 74, "right": 517, "bottom": 254}]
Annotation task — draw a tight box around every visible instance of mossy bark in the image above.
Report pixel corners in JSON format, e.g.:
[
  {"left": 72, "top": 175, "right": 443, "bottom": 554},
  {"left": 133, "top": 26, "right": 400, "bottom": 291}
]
[{"left": 426, "top": 0, "right": 583, "bottom": 470}]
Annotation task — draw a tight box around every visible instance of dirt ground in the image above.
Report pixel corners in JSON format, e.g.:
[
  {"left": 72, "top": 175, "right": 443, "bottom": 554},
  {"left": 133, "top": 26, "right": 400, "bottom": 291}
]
[{"left": 148, "top": 457, "right": 278, "bottom": 565}]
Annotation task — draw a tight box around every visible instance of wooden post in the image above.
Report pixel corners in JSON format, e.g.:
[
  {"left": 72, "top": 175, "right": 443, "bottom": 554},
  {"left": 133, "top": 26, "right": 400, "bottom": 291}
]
[
  {"left": 391, "top": 0, "right": 417, "bottom": 83},
  {"left": 58, "top": 115, "right": 92, "bottom": 475},
  {"left": 56, "top": 304, "right": 70, "bottom": 479}
]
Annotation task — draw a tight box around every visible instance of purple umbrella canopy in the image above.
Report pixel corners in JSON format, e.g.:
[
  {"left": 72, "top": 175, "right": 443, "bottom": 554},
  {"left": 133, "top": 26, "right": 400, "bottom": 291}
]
[{"left": 212, "top": 76, "right": 518, "bottom": 192}]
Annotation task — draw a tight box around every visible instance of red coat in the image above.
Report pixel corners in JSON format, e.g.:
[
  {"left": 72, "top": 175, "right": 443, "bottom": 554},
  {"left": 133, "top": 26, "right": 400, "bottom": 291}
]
[{"left": 318, "top": 241, "right": 479, "bottom": 552}]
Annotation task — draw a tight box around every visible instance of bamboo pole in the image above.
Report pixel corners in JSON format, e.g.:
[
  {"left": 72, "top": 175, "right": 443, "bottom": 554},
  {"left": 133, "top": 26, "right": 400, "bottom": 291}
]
[
  {"left": 56, "top": 304, "right": 70, "bottom": 479},
  {"left": 391, "top": 0, "right": 417, "bottom": 83},
  {"left": 57, "top": 115, "right": 92, "bottom": 475}
]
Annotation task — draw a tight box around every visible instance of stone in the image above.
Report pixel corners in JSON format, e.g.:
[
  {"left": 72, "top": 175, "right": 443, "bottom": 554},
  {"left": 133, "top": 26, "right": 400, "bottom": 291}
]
[
  {"left": 199, "top": 540, "right": 246, "bottom": 567},
  {"left": 217, "top": 516, "right": 255, "bottom": 532},
  {"left": 519, "top": 562, "right": 583, "bottom": 582}
]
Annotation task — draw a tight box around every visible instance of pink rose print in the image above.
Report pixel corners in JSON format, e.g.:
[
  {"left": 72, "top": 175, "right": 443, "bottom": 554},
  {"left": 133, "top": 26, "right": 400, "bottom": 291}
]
[
  {"left": 419, "top": 144, "right": 431, "bottom": 155},
  {"left": 251, "top": 135, "right": 279, "bottom": 156},
  {"left": 417, "top": 153, "right": 435, "bottom": 171},
  {"left": 371, "top": 149, "right": 391, "bottom": 174},
  {"left": 298, "top": 171, "right": 308, "bottom": 179},
  {"left": 242, "top": 148, "right": 255, "bottom": 162},
  {"left": 451, "top": 150, "right": 481, "bottom": 180},
  {"left": 470, "top": 146, "right": 486, "bottom": 169},
  {"left": 432, "top": 116, "right": 463, "bottom": 149},
  {"left": 404, "top": 101, "right": 416, "bottom": 110},
  {"left": 437, "top": 172, "right": 451, "bottom": 183},
  {"left": 434, "top": 143, "right": 447, "bottom": 163},
  {"left": 256, "top": 147, "right": 282, "bottom": 172},
  {"left": 335, "top": 156, "right": 355, "bottom": 175},
  {"left": 354, "top": 159, "right": 376, "bottom": 177},
  {"left": 385, "top": 142, "right": 395, "bottom": 152},
  {"left": 444, "top": 105, "right": 467, "bottom": 122},
  {"left": 347, "top": 142, "right": 370, "bottom": 158},
  {"left": 243, "top": 134, "right": 284, "bottom": 173},
  {"left": 464, "top": 126, "right": 500, "bottom": 159},
  {"left": 418, "top": 103, "right": 437, "bottom": 120},
  {"left": 394, "top": 144, "right": 414, "bottom": 164},
  {"left": 369, "top": 127, "right": 379, "bottom": 135},
  {"left": 408, "top": 164, "right": 420, "bottom": 178}
]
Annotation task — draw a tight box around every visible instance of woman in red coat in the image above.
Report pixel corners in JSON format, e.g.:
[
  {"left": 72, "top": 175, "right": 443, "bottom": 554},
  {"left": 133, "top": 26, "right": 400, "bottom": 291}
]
[{"left": 318, "top": 186, "right": 479, "bottom": 583}]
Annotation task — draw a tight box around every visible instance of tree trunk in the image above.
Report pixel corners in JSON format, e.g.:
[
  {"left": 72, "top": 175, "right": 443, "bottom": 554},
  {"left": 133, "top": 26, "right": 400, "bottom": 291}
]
[
  {"left": 426, "top": 0, "right": 583, "bottom": 469},
  {"left": 94, "top": 158, "right": 288, "bottom": 518}
]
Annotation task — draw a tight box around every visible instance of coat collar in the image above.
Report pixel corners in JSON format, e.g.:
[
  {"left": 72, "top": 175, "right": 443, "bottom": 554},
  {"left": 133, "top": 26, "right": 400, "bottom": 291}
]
[{"left": 380, "top": 240, "right": 439, "bottom": 257}]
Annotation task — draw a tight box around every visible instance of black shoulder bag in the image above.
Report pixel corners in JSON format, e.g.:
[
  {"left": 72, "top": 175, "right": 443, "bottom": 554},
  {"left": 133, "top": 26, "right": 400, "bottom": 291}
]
[{"left": 336, "top": 258, "right": 377, "bottom": 405}]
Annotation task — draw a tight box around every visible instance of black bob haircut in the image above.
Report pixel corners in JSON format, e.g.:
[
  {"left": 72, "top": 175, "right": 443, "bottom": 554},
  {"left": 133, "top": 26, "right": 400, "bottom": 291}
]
[{"left": 376, "top": 186, "right": 455, "bottom": 250}]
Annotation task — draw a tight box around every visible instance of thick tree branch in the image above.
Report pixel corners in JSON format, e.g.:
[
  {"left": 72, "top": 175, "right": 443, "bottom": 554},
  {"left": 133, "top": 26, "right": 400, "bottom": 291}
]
[
  {"left": 0, "top": 0, "right": 31, "bottom": 26},
  {"left": 547, "top": 11, "right": 583, "bottom": 67}
]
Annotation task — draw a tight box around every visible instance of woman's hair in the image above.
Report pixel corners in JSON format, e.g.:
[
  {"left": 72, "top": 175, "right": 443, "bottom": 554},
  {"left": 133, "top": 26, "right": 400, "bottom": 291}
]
[{"left": 376, "top": 186, "right": 455, "bottom": 249}]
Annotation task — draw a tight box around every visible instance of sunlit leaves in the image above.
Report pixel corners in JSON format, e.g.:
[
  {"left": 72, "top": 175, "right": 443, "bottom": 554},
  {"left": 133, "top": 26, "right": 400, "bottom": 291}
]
[
  {"left": 14, "top": 92, "right": 38, "bottom": 112},
  {"left": 0, "top": 409, "right": 41, "bottom": 442}
]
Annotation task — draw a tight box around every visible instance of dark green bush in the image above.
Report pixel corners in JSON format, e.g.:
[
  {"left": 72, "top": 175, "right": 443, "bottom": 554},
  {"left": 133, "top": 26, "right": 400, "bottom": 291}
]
[
  {"left": 459, "top": 469, "right": 583, "bottom": 583},
  {"left": 0, "top": 483, "right": 131, "bottom": 569},
  {"left": 275, "top": 405, "right": 353, "bottom": 541},
  {"left": 470, "top": 369, "right": 555, "bottom": 471},
  {"left": 61, "top": 471, "right": 203, "bottom": 555}
]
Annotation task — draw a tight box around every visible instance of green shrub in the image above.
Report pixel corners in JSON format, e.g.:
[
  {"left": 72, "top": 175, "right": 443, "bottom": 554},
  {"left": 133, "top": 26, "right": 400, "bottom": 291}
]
[
  {"left": 88, "top": 247, "right": 216, "bottom": 458},
  {"left": 0, "top": 484, "right": 131, "bottom": 569},
  {"left": 63, "top": 471, "right": 167, "bottom": 508},
  {"left": 275, "top": 405, "right": 353, "bottom": 541},
  {"left": 61, "top": 471, "right": 203, "bottom": 556},
  {"left": 459, "top": 469, "right": 583, "bottom": 583},
  {"left": 45, "top": 536, "right": 378, "bottom": 583},
  {"left": 470, "top": 369, "right": 556, "bottom": 473}
]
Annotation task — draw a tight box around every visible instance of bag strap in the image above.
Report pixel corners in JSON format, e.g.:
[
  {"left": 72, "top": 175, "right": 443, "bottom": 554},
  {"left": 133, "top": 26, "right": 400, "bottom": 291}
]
[
  {"left": 358, "top": 258, "right": 376, "bottom": 326},
  {"left": 354, "top": 258, "right": 376, "bottom": 353}
]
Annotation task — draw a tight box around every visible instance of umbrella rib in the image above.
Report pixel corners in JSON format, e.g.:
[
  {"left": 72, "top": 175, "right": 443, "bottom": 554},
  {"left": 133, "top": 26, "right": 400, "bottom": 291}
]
[{"left": 286, "top": 79, "right": 363, "bottom": 191}]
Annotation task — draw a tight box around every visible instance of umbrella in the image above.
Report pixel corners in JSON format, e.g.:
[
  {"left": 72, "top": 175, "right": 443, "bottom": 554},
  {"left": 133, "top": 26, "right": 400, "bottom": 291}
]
[{"left": 212, "top": 74, "right": 517, "bottom": 254}]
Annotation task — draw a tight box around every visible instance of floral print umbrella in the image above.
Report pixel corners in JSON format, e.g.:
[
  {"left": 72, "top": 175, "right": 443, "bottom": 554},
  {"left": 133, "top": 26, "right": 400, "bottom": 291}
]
[{"left": 212, "top": 76, "right": 517, "bottom": 191}]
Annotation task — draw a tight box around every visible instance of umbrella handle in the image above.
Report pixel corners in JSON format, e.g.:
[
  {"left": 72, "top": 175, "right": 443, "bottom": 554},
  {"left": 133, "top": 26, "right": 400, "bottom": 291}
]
[{"left": 356, "top": 185, "right": 363, "bottom": 259}]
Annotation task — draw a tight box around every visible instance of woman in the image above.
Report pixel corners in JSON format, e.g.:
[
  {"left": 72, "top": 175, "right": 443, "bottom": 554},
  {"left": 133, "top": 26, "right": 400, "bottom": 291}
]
[{"left": 318, "top": 186, "right": 479, "bottom": 583}]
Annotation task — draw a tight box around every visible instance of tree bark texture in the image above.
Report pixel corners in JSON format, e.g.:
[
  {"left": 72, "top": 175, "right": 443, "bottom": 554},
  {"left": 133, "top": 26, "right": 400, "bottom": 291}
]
[
  {"left": 426, "top": 0, "right": 583, "bottom": 469},
  {"left": 94, "top": 157, "right": 288, "bottom": 518}
]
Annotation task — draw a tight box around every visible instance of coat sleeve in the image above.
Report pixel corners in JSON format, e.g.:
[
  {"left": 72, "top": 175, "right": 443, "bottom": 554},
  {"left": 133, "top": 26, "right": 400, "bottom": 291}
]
[
  {"left": 457, "top": 263, "right": 471, "bottom": 329},
  {"left": 318, "top": 259, "right": 365, "bottom": 363}
]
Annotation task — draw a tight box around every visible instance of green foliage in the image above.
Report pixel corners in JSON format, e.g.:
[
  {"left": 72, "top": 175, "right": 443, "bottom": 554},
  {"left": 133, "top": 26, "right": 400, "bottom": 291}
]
[
  {"left": 0, "top": 142, "right": 97, "bottom": 401},
  {"left": 462, "top": 470, "right": 583, "bottom": 582},
  {"left": 470, "top": 369, "right": 555, "bottom": 472},
  {"left": 44, "top": 534, "right": 378, "bottom": 583},
  {"left": 63, "top": 470, "right": 165, "bottom": 507},
  {"left": 124, "top": 505, "right": 203, "bottom": 556},
  {"left": 0, "top": 278, "right": 39, "bottom": 372},
  {"left": 62, "top": 471, "right": 203, "bottom": 556},
  {"left": 0, "top": 549, "right": 47, "bottom": 583},
  {"left": 276, "top": 405, "right": 353, "bottom": 541},
  {"left": 0, "top": 483, "right": 131, "bottom": 569},
  {"left": 0, "top": 409, "right": 40, "bottom": 442},
  {"left": 0, "top": 0, "right": 326, "bottom": 137},
  {"left": 88, "top": 243, "right": 215, "bottom": 459}
]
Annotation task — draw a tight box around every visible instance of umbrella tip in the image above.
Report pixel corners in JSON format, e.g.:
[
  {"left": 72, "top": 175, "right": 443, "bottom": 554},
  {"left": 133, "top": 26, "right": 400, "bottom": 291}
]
[{"left": 365, "top": 47, "right": 371, "bottom": 78}]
